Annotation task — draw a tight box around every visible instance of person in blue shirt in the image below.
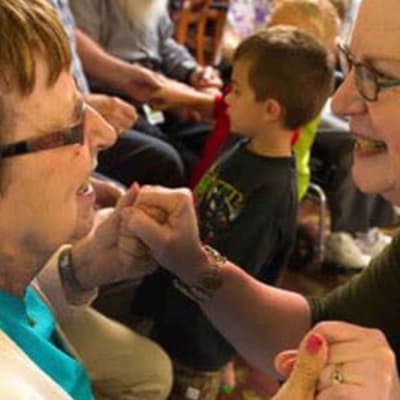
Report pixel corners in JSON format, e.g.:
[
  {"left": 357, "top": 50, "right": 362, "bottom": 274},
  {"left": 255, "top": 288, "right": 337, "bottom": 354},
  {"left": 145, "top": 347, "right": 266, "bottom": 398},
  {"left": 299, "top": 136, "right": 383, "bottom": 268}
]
[{"left": 0, "top": 0, "right": 171, "bottom": 398}]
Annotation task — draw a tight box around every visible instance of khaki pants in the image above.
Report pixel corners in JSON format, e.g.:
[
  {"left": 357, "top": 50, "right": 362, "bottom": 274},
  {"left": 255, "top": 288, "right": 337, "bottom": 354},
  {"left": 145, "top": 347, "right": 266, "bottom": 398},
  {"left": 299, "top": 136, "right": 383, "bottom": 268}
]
[{"left": 59, "top": 306, "right": 172, "bottom": 400}]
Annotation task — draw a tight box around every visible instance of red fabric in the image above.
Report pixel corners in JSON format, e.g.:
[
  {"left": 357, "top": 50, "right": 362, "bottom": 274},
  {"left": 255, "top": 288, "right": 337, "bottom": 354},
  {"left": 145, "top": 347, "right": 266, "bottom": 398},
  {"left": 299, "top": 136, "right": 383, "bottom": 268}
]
[
  {"left": 291, "top": 129, "right": 300, "bottom": 146},
  {"left": 189, "top": 89, "right": 299, "bottom": 188},
  {"left": 189, "top": 88, "right": 231, "bottom": 188}
]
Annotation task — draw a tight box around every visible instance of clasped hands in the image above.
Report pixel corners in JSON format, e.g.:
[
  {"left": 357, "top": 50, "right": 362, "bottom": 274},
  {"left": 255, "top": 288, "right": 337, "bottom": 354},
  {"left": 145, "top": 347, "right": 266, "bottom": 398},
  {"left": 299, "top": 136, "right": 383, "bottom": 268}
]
[
  {"left": 121, "top": 187, "right": 400, "bottom": 400},
  {"left": 147, "top": 69, "right": 221, "bottom": 122},
  {"left": 272, "top": 321, "right": 400, "bottom": 400},
  {"left": 71, "top": 184, "right": 400, "bottom": 400}
]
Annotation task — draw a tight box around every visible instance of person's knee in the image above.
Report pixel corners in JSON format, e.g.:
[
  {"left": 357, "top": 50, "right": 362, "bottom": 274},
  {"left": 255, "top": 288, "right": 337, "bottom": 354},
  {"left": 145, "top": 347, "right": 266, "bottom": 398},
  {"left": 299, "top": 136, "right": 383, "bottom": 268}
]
[
  {"left": 122, "top": 337, "right": 173, "bottom": 400},
  {"left": 149, "top": 342, "right": 174, "bottom": 399},
  {"left": 159, "top": 144, "right": 187, "bottom": 187},
  {"left": 122, "top": 334, "right": 173, "bottom": 399}
]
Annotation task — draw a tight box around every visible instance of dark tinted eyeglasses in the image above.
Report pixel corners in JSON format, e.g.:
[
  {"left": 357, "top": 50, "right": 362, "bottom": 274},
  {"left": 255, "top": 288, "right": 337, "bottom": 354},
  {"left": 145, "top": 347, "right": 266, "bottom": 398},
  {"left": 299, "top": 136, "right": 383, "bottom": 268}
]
[
  {"left": 0, "top": 102, "right": 86, "bottom": 160},
  {"left": 338, "top": 43, "right": 400, "bottom": 102}
]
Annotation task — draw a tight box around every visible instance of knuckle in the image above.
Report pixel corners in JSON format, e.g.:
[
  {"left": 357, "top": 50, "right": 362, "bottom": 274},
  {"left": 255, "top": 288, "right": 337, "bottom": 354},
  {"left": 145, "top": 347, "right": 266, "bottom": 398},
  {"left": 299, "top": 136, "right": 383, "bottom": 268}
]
[
  {"left": 141, "top": 185, "right": 155, "bottom": 194},
  {"left": 109, "top": 97, "right": 121, "bottom": 110},
  {"left": 376, "top": 346, "right": 396, "bottom": 366},
  {"left": 176, "top": 187, "right": 193, "bottom": 199},
  {"left": 110, "top": 96, "right": 119, "bottom": 104},
  {"left": 368, "top": 328, "right": 388, "bottom": 344},
  {"left": 313, "top": 321, "right": 330, "bottom": 333}
]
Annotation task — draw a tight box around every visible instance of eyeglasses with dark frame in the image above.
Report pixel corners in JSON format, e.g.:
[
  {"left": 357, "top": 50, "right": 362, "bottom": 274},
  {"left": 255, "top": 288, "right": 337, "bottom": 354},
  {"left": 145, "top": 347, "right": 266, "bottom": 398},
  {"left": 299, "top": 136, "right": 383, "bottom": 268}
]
[
  {"left": 0, "top": 102, "right": 86, "bottom": 160},
  {"left": 338, "top": 43, "right": 400, "bottom": 102}
]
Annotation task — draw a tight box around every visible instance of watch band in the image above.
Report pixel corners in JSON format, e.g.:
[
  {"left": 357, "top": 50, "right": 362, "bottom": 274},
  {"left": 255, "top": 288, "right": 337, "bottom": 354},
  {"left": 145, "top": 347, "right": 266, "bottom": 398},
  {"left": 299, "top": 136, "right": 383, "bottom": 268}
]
[
  {"left": 58, "top": 245, "right": 86, "bottom": 293},
  {"left": 173, "top": 245, "right": 225, "bottom": 304}
]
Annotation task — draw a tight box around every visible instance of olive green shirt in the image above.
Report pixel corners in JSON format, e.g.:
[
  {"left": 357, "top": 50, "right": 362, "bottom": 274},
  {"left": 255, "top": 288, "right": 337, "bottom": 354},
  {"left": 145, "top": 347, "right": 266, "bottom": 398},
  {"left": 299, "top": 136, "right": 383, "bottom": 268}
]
[{"left": 310, "top": 230, "right": 400, "bottom": 363}]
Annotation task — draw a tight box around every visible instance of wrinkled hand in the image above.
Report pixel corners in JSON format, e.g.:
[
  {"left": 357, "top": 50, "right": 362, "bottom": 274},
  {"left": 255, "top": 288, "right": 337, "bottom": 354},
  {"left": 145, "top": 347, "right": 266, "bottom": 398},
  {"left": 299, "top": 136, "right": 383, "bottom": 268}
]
[
  {"left": 124, "top": 65, "right": 164, "bottom": 103},
  {"left": 315, "top": 322, "right": 400, "bottom": 400},
  {"left": 85, "top": 94, "right": 137, "bottom": 134},
  {"left": 275, "top": 322, "right": 400, "bottom": 400},
  {"left": 272, "top": 332, "right": 328, "bottom": 400},
  {"left": 149, "top": 78, "right": 214, "bottom": 121},
  {"left": 149, "top": 77, "right": 201, "bottom": 111},
  {"left": 189, "top": 65, "right": 222, "bottom": 90},
  {"left": 71, "top": 184, "right": 160, "bottom": 289},
  {"left": 120, "top": 185, "right": 206, "bottom": 282}
]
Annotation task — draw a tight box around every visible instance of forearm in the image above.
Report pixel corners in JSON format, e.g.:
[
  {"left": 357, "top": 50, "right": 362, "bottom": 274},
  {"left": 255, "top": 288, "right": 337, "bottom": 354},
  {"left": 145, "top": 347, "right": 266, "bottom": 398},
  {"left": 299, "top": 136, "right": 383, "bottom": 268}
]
[
  {"left": 129, "top": 186, "right": 310, "bottom": 371},
  {"left": 173, "top": 90, "right": 215, "bottom": 119},
  {"left": 193, "top": 259, "right": 311, "bottom": 372},
  {"left": 151, "top": 80, "right": 216, "bottom": 120},
  {"left": 69, "top": 232, "right": 98, "bottom": 292}
]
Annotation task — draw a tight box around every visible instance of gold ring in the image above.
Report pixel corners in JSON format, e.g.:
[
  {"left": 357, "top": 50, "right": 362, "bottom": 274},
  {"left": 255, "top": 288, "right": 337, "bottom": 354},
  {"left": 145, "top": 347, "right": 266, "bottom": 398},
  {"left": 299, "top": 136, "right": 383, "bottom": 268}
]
[{"left": 331, "top": 363, "right": 345, "bottom": 385}]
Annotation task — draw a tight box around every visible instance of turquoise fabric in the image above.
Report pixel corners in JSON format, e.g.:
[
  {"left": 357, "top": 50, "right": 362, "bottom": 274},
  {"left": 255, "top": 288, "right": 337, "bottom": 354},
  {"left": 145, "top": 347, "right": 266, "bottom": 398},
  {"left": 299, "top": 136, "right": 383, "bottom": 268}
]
[{"left": 0, "top": 286, "right": 93, "bottom": 400}]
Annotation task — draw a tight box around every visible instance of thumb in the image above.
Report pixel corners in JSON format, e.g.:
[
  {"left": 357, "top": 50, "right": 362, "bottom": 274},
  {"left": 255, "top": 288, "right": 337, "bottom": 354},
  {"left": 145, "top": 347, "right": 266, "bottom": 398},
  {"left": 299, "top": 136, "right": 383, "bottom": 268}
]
[
  {"left": 272, "top": 333, "right": 327, "bottom": 400},
  {"left": 115, "top": 182, "right": 140, "bottom": 212}
]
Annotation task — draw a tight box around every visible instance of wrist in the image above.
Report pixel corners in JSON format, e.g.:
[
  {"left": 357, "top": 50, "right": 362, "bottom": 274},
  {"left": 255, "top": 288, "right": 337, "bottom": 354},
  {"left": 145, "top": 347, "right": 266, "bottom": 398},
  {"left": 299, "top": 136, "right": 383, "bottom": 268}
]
[
  {"left": 68, "top": 238, "right": 96, "bottom": 291},
  {"left": 59, "top": 245, "right": 91, "bottom": 292},
  {"left": 58, "top": 245, "right": 98, "bottom": 305},
  {"left": 174, "top": 245, "right": 226, "bottom": 303}
]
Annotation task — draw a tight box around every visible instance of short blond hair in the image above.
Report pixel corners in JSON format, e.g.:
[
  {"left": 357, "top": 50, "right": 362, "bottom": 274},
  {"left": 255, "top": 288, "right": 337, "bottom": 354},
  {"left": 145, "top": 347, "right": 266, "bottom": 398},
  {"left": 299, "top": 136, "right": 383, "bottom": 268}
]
[
  {"left": 0, "top": 0, "right": 71, "bottom": 139},
  {"left": 268, "top": 0, "right": 340, "bottom": 52}
]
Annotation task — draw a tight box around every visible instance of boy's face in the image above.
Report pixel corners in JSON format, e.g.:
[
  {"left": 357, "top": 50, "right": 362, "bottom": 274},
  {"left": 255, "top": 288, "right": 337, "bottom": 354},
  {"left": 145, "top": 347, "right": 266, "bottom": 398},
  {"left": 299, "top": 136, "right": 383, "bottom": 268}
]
[{"left": 225, "top": 58, "right": 267, "bottom": 137}]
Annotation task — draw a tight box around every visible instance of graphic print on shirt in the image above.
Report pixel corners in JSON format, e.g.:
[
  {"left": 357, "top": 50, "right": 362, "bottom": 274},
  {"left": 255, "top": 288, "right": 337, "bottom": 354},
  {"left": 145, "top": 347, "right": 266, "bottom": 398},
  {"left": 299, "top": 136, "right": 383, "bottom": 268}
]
[{"left": 195, "top": 169, "right": 244, "bottom": 243}]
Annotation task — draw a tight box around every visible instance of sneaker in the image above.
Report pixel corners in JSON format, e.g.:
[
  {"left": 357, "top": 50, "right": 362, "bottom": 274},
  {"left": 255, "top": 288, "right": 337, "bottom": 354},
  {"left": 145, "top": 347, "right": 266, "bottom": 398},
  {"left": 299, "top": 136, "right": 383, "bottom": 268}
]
[
  {"left": 355, "top": 228, "right": 392, "bottom": 258},
  {"left": 324, "top": 232, "right": 371, "bottom": 271}
]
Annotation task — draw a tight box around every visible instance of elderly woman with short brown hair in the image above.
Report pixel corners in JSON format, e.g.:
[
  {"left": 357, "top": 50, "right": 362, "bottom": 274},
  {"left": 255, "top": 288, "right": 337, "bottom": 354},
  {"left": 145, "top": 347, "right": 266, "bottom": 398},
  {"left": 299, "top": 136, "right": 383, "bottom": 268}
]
[{"left": 0, "top": 1, "right": 172, "bottom": 398}]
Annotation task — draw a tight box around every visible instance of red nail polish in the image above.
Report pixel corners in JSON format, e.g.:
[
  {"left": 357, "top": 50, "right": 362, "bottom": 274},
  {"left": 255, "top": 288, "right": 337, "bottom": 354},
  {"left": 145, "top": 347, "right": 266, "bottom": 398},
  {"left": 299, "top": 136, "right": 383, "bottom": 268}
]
[{"left": 306, "top": 334, "right": 323, "bottom": 354}]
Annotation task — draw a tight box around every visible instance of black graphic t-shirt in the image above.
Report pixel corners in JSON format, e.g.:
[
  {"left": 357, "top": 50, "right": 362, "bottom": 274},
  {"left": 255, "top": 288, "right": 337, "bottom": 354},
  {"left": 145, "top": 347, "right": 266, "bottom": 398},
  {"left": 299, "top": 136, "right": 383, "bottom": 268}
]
[
  {"left": 195, "top": 141, "right": 297, "bottom": 279},
  {"left": 156, "top": 140, "right": 298, "bottom": 369}
]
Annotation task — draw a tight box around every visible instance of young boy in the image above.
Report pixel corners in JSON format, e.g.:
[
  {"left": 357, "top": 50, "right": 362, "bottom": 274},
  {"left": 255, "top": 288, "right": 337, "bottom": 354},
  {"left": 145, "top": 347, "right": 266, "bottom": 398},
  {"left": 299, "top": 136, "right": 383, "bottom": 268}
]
[
  {"left": 267, "top": 0, "right": 340, "bottom": 200},
  {"left": 138, "top": 26, "right": 333, "bottom": 399}
]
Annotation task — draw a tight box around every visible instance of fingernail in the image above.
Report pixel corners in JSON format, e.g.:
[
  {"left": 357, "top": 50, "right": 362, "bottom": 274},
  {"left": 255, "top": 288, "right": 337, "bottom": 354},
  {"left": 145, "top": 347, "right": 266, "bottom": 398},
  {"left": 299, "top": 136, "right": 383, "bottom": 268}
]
[{"left": 306, "top": 334, "right": 323, "bottom": 354}]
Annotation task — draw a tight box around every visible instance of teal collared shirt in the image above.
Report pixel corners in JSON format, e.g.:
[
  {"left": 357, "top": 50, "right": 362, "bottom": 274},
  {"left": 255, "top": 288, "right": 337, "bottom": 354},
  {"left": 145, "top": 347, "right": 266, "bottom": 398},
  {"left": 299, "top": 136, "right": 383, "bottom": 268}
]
[{"left": 0, "top": 286, "right": 93, "bottom": 399}]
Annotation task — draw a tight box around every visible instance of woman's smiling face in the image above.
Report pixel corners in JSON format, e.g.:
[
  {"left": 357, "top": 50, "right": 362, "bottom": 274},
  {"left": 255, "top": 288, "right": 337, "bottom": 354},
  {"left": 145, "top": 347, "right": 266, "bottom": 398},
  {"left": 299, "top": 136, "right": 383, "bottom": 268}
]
[
  {"left": 0, "top": 55, "right": 115, "bottom": 261},
  {"left": 332, "top": 0, "right": 400, "bottom": 205}
]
